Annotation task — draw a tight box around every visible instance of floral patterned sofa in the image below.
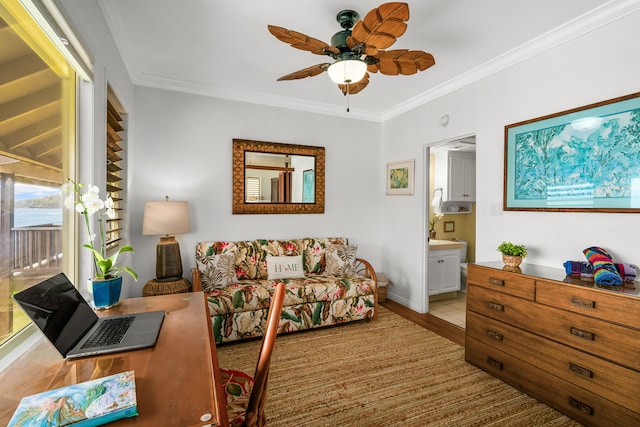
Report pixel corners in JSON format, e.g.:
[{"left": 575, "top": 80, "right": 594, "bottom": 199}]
[{"left": 192, "top": 237, "right": 377, "bottom": 344}]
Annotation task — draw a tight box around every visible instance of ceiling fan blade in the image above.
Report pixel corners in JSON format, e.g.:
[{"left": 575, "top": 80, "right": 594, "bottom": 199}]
[
  {"left": 268, "top": 25, "right": 339, "bottom": 56},
  {"left": 338, "top": 73, "right": 370, "bottom": 95},
  {"left": 348, "top": 2, "right": 409, "bottom": 53},
  {"left": 368, "top": 50, "right": 435, "bottom": 75},
  {"left": 277, "top": 63, "right": 330, "bottom": 81}
]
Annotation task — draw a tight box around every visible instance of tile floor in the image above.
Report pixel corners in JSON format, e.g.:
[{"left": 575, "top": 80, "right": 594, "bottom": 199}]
[{"left": 429, "top": 291, "right": 466, "bottom": 328}]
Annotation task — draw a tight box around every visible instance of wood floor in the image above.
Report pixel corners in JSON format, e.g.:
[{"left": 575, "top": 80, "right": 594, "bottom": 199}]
[{"left": 380, "top": 299, "right": 465, "bottom": 346}]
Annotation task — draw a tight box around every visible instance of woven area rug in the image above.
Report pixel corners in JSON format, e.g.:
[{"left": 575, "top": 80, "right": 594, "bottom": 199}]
[{"left": 216, "top": 306, "right": 582, "bottom": 426}]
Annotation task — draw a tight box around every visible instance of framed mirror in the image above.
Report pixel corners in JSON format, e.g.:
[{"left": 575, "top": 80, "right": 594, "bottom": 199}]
[{"left": 232, "top": 139, "right": 325, "bottom": 214}]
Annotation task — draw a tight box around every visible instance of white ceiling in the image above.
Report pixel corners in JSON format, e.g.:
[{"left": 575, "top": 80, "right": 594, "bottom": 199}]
[{"left": 98, "top": 0, "right": 619, "bottom": 121}]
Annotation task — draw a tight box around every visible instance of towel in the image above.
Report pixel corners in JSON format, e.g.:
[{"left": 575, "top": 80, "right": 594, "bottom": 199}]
[
  {"left": 582, "top": 246, "right": 623, "bottom": 285},
  {"left": 563, "top": 261, "right": 637, "bottom": 281},
  {"left": 614, "top": 263, "right": 638, "bottom": 278}
]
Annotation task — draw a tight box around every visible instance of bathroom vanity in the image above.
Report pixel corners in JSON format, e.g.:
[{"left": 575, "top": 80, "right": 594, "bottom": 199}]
[{"left": 428, "top": 239, "right": 466, "bottom": 295}]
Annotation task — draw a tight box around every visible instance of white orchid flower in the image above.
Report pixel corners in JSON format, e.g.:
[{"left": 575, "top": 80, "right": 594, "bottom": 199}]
[
  {"left": 82, "top": 187, "right": 105, "bottom": 216},
  {"left": 105, "top": 197, "right": 116, "bottom": 219},
  {"left": 64, "top": 195, "right": 75, "bottom": 210},
  {"left": 61, "top": 182, "right": 73, "bottom": 194}
]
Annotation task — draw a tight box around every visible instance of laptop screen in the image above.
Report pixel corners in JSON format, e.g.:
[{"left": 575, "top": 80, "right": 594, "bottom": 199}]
[{"left": 14, "top": 273, "right": 99, "bottom": 356}]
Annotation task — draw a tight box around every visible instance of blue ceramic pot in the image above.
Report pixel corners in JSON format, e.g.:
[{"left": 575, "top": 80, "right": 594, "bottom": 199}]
[{"left": 91, "top": 276, "right": 122, "bottom": 309}]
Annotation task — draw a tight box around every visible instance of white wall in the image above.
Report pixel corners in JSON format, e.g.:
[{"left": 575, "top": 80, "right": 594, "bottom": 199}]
[
  {"left": 382, "top": 9, "right": 640, "bottom": 312},
  {"left": 128, "top": 88, "right": 382, "bottom": 292}
]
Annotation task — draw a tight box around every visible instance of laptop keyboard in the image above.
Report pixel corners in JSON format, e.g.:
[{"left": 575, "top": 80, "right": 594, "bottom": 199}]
[{"left": 81, "top": 316, "right": 135, "bottom": 349}]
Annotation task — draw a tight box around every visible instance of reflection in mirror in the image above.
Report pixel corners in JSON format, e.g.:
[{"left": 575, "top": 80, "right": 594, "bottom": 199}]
[
  {"left": 244, "top": 152, "right": 315, "bottom": 203},
  {"left": 232, "top": 139, "right": 325, "bottom": 214}
]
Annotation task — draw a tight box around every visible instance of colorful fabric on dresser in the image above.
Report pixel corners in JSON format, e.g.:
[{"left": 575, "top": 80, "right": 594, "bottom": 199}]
[
  {"left": 564, "top": 260, "right": 637, "bottom": 281},
  {"left": 582, "top": 246, "right": 623, "bottom": 285}
]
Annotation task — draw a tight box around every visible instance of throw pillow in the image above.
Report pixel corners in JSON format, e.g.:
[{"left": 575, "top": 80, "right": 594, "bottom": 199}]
[
  {"left": 195, "top": 252, "right": 238, "bottom": 292},
  {"left": 266, "top": 255, "right": 304, "bottom": 279},
  {"left": 325, "top": 244, "right": 358, "bottom": 276}
]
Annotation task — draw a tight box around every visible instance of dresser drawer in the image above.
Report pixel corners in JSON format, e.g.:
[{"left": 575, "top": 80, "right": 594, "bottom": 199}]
[
  {"left": 532, "top": 303, "right": 640, "bottom": 371},
  {"left": 536, "top": 280, "right": 640, "bottom": 330},
  {"left": 466, "top": 311, "right": 640, "bottom": 412},
  {"left": 465, "top": 337, "right": 640, "bottom": 427},
  {"left": 467, "top": 283, "right": 538, "bottom": 327},
  {"left": 467, "top": 264, "right": 535, "bottom": 300}
]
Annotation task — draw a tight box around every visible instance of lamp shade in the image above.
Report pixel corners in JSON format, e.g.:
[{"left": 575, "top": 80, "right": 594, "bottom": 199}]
[
  {"left": 142, "top": 199, "right": 191, "bottom": 236},
  {"left": 327, "top": 59, "right": 367, "bottom": 84}
]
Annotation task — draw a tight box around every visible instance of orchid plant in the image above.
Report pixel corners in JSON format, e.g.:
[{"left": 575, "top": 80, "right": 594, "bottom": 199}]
[{"left": 62, "top": 179, "right": 138, "bottom": 281}]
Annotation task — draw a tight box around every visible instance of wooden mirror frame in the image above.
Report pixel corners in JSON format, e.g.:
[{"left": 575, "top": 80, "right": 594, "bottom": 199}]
[{"left": 232, "top": 139, "right": 325, "bottom": 214}]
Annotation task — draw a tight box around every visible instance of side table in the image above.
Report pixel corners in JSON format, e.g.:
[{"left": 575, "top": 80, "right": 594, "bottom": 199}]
[
  {"left": 143, "top": 277, "right": 191, "bottom": 296},
  {"left": 377, "top": 273, "right": 392, "bottom": 302}
]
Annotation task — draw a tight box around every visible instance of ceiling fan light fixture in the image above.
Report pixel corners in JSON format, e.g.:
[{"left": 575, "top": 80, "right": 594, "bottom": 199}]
[{"left": 327, "top": 59, "right": 367, "bottom": 84}]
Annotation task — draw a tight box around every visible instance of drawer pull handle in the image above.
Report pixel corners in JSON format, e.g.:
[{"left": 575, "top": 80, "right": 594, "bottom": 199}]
[
  {"left": 569, "top": 362, "right": 594, "bottom": 378},
  {"left": 487, "top": 357, "right": 503, "bottom": 370},
  {"left": 488, "top": 277, "right": 505, "bottom": 286},
  {"left": 488, "top": 301, "right": 504, "bottom": 312},
  {"left": 487, "top": 330, "right": 504, "bottom": 341},
  {"left": 571, "top": 296, "right": 595, "bottom": 309},
  {"left": 569, "top": 397, "right": 594, "bottom": 416},
  {"left": 570, "top": 327, "right": 595, "bottom": 341}
]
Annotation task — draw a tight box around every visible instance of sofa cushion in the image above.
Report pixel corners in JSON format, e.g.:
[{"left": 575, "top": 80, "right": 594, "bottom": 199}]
[
  {"left": 196, "top": 240, "right": 260, "bottom": 280},
  {"left": 196, "top": 252, "right": 238, "bottom": 292},
  {"left": 302, "top": 237, "right": 349, "bottom": 274},
  {"left": 325, "top": 244, "right": 358, "bottom": 276},
  {"left": 205, "top": 275, "right": 375, "bottom": 317}
]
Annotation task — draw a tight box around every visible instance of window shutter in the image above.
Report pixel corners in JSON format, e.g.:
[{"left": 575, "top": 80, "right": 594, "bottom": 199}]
[
  {"left": 246, "top": 177, "right": 261, "bottom": 202},
  {"left": 105, "top": 94, "right": 125, "bottom": 249}
]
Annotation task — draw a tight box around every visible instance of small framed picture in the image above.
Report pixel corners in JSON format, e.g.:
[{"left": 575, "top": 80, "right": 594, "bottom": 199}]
[
  {"left": 386, "top": 159, "right": 414, "bottom": 195},
  {"left": 444, "top": 221, "right": 455, "bottom": 232}
]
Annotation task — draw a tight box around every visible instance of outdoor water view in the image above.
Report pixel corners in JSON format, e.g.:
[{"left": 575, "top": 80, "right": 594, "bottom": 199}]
[
  {"left": 14, "top": 183, "right": 62, "bottom": 227},
  {"left": 1, "top": 183, "right": 62, "bottom": 346}
]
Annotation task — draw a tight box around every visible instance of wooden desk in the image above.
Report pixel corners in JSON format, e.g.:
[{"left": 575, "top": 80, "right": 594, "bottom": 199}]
[{"left": 0, "top": 292, "right": 228, "bottom": 426}]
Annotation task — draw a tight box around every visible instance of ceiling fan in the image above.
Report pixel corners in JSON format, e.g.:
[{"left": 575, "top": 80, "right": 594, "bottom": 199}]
[{"left": 267, "top": 2, "right": 435, "bottom": 97}]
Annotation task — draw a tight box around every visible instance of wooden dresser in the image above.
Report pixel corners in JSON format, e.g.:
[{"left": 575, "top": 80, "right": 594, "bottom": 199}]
[{"left": 465, "top": 262, "right": 640, "bottom": 426}]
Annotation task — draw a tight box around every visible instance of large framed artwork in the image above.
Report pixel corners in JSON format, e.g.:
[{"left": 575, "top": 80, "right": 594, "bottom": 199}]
[
  {"left": 387, "top": 159, "right": 414, "bottom": 195},
  {"left": 504, "top": 91, "right": 640, "bottom": 212}
]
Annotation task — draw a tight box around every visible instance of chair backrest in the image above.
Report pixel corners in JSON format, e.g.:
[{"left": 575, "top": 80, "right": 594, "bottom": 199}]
[{"left": 244, "top": 282, "right": 285, "bottom": 426}]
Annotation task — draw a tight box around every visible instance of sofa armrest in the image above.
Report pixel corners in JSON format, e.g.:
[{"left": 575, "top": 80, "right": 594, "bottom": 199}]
[
  {"left": 355, "top": 258, "right": 378, "bottom": 319},
  {"left": 192, "top": 268, "right": 203, "bottom": 292},
  {"left": 355, "top": 258, "right": 377, "bottom": 283}
]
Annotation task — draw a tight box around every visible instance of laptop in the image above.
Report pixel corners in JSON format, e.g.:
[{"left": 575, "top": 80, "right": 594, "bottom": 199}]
[{"left": 14, "top": 273, "right": 165, "bottom": 359}]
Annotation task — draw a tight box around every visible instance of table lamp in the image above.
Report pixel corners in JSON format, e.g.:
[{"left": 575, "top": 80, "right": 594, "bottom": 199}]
[{"left": 142, "top": 197, "right": 191, "bottom": 282}]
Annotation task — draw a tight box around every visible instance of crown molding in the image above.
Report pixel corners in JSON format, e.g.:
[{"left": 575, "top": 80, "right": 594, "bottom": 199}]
[
  {"left": 381, "top": 0, "right": 640, "bottom": 122},
  {"left": 135, "top": 72, "right": 383, "bottom": 122}
]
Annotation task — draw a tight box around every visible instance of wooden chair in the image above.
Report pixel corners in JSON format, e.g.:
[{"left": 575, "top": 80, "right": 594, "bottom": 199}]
[{"left": 220, "top": 282, "right": 285, "bottom": 427}]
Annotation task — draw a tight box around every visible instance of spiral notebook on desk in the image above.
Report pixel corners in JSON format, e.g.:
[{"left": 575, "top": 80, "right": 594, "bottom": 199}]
[{"left": 13, "top": 273, "right": 165, "bottom": 359}]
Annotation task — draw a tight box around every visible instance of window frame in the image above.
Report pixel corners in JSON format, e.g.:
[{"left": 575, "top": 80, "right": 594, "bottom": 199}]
[{"left": 0, "top": 0, "right": 88, "bottom": 363}]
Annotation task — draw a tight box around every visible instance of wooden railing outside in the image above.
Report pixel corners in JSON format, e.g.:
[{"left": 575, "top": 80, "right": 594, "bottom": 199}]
[{"left": 12, "top": 225, "right": 63, "bottom": 275}]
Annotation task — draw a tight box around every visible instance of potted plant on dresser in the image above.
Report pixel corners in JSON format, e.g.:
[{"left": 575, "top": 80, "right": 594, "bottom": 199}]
[{"left": 497, "top": 241, "right": 528, "bottom": 268}]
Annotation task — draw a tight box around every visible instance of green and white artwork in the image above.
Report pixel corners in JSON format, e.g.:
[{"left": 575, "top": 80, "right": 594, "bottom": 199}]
[{"left": 505, "top": 93, "right": 640, "bottom": 211}]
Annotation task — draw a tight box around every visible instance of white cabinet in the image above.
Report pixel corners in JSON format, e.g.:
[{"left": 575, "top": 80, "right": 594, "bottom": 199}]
[
  {"left": 447, "top": 152, "right": 475, "bottom": 201},
  {"left": 428, "top": 249, "right": 460, "bottom": 295}
]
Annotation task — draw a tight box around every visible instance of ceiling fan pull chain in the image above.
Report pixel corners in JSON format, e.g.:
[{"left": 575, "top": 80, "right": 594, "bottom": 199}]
[{"left": 346, "top": 82, "right": 351, "bottom": 112}]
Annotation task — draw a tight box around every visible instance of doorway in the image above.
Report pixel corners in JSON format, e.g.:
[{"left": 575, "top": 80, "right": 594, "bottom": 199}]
[{"left": 425, "top": 135, "right": 476, "bottom": 328}]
